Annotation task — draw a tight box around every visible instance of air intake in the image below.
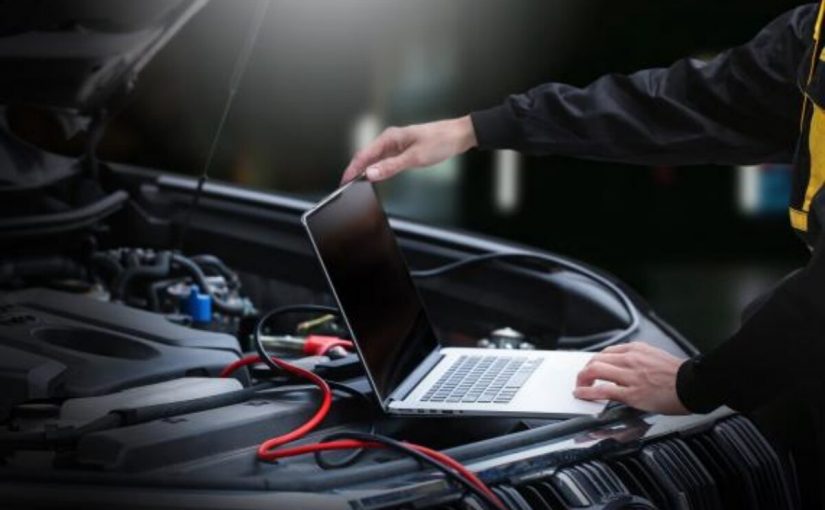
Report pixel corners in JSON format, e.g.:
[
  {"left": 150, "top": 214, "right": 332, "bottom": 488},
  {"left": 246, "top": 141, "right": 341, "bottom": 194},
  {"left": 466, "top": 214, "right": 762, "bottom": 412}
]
[{"left": 606, "top": 416, "right": 796, "bottom": 510}]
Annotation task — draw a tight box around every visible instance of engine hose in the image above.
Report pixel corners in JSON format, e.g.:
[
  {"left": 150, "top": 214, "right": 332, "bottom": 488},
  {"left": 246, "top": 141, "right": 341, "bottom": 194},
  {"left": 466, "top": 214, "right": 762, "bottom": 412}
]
[
  {"left": 147, "top": 277, "right": 184, "bottom": 312},
  {"left": 112, "top": 251, "right": 171, "bottom": 300},
  {"left": 89, "top": 252, "right": 123, "bottom": 285},
  {"left": 191, "top": 254, "right": 240, "bottom": 288},
  {"left": 171, "top": 253, "right": 245, "bottom": 316}
]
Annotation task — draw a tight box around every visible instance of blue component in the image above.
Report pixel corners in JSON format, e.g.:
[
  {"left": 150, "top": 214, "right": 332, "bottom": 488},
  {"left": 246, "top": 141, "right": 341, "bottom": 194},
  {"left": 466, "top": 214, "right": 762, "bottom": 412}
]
[{"left": 183, "top": 285, "right": 212, "bottom": 324}]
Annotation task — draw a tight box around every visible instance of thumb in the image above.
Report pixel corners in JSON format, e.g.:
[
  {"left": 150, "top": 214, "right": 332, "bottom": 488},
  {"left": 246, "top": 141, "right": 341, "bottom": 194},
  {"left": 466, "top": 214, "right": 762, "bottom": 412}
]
[{"left": 365, "top": 154, "right": 415, "bottom": 182}]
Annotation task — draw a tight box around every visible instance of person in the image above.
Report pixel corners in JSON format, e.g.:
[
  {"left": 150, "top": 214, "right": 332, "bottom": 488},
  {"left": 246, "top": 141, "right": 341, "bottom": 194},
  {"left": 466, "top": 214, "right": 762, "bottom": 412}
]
[{"left": 342, "top": 3, "right": 825, "bottom": 505}]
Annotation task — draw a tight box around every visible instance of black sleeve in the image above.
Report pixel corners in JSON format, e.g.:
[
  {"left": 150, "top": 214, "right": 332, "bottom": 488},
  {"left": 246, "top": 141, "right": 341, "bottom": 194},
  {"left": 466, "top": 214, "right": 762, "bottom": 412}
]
[
  {"left": 676, "top": 234, "right": 825, "bottom": 414},
  {"left": 471, "top": 5, "right": 816, "bottom": 167}
]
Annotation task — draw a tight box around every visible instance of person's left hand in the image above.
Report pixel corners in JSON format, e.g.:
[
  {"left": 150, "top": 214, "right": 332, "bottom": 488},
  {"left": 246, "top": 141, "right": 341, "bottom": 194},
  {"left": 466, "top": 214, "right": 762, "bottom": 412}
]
[{"left": 574, "top": 341, "right": 691, "bottom": 415}]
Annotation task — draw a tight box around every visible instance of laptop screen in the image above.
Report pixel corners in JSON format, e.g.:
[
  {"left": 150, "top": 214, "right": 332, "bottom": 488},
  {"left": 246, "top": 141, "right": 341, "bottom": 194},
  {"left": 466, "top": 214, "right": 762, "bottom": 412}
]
[{"left": 303, "top": 178, "right": 439, "bottom": 401}]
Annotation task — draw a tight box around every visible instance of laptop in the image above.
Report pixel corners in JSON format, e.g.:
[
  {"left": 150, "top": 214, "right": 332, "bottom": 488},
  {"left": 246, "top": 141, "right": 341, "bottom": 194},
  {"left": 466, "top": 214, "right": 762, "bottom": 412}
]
[{"left": 302, "top": 177, "right": 608, "bottom": 418}]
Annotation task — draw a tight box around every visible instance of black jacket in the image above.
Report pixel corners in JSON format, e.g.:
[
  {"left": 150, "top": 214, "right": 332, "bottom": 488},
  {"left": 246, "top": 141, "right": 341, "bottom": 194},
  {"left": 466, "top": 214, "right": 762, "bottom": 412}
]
[{"left": 470, "top": 4, "right": 825, "bottom": 414}]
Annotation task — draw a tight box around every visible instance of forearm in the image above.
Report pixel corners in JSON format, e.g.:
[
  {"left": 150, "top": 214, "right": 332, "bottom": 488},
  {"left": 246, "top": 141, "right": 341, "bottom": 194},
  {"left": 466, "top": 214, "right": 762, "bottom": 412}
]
[{"left": 472, "top": 5, "right": 814, "bottom": 167}]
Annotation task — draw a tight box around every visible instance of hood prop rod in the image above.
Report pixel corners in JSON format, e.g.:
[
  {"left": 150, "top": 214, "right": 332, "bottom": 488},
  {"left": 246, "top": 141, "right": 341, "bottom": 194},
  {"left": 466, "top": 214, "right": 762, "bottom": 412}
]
[{"left": 176, "top": 0, "right": 271, "bottom": 252}]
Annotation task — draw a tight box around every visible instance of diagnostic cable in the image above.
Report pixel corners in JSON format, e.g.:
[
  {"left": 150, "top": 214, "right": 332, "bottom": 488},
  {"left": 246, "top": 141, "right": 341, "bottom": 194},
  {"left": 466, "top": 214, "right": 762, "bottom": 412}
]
[
  {"left": 219, "top": 305, "right": 507, "bottom": 510},
  {"left": 409, "top": 250, "right": 640, "bottom": 351},
  {"left": 217, "top": 250, "right": 640, "bottom": 509}
]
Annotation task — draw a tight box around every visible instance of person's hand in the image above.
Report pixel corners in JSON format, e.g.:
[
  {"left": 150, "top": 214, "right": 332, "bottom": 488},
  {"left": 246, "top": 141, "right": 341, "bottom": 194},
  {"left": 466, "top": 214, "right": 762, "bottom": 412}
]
[
  {"left": 341, "top": 115, "right": 477, "bottom": 184},
  {"left": 574, "top": 341, "right": 690, "bottom": 415}
]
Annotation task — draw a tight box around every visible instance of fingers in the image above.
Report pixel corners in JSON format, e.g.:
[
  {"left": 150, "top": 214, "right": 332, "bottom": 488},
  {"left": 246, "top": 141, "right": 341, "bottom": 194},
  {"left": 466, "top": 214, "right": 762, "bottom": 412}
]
[
  {"left": 587, "top": 352, "right": 633, "bottom": 369},
  {"left": 574, "top": 344, "right": 639, "bottom": 405},
  {"left": 365, "top": 153, "right": 416, "bottom": 182},
  {"left": 341, "top": 144, "right": 389, "bottom": 184},
  {"left": 574, "top": 383, "right": 627, "bottom": 402},
  {"left": 576, "top": 361, "right": 634, "bottom": 387},
  {"left": 341, "top": 128, "right": 406, "bottom": 184},
  {"left": 601, "top": 344, "right": 631, "bottom": 354},
  {"left": 601, "top": 341, "right": 651, "bottom": 354}
]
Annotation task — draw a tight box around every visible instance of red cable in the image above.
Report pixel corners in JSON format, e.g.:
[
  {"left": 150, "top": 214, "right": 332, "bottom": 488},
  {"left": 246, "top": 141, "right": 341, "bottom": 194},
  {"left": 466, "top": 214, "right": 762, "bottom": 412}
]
[
  {"left": 220, "top": 354, "right": 504, "bottom": 509},
  {"left": 270, "top": 439, "right": 502, "bottom": 506},
  {"left": 220, "top": 354, "right": 332, "bottom": 460}
]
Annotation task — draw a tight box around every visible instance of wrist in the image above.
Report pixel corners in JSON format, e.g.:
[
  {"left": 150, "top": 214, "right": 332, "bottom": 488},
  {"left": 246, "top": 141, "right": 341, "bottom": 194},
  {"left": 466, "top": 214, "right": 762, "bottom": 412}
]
[
  {"left": 453, "top": 115, "right": 477, "bottom": 152},
  {"left": 676, "top": 355, "right": 720, "bottom": 414}
]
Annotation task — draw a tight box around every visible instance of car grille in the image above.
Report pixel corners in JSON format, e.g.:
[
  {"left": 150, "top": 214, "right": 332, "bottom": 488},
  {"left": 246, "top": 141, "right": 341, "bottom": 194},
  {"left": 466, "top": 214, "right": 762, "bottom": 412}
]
[{"left": 428, "top": 415, "right": 797, "bottom": 509}]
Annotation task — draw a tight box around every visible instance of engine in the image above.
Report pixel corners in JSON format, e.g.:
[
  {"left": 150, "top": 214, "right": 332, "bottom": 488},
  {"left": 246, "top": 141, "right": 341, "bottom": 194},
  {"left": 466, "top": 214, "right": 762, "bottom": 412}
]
[{"left": 0, "top": 246, "right": 802, "bottom": 510}]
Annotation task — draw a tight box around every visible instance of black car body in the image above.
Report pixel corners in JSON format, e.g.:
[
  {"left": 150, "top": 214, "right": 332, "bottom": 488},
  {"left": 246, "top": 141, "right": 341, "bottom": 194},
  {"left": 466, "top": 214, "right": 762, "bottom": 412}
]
[{"left": 0, "top": 2, "right": 800, "bottom": 509}]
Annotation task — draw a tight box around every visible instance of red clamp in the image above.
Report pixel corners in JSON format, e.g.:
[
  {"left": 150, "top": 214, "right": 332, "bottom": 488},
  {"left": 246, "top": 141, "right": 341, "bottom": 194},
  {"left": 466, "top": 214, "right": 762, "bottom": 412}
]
[{"left": 302, "top": 335, "right": 354, "bottom": 356}]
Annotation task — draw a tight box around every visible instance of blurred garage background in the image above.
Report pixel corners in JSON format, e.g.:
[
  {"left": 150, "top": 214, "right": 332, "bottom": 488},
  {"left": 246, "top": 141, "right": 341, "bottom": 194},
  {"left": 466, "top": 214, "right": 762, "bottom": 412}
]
[{"left": 20, "top": 0, "right": 809, "bottom": 351}]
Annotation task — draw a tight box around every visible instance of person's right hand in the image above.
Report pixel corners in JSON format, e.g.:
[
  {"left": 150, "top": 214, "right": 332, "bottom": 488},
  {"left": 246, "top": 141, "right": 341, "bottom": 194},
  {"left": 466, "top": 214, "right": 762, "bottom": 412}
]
[
  {"left": 340, "top": 115, "right": 477, "bottom": 184},
  {"left": 574, "top": 341, "right": 690, "bottom": 415}
]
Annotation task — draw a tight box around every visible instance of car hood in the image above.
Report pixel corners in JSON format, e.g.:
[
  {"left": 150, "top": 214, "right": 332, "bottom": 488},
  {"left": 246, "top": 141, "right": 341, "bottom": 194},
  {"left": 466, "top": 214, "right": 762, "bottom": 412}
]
[
  {"left": 0, "top": 0, "right": 207, "bottom": 114},
  {"left": 0, "top": 0, "right": 208, "bottom": 199}
]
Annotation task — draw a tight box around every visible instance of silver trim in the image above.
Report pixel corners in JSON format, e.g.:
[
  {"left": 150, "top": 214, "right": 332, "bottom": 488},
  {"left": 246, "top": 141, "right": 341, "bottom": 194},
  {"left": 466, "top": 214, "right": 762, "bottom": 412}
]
[{"left": 387, "top": 349, "right": 444, "bottom": 404}]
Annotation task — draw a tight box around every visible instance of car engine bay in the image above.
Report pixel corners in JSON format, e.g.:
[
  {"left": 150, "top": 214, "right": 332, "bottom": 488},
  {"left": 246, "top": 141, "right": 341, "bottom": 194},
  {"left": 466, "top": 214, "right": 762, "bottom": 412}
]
[{"left": 0, "top": 178, "right": 801, "bottom": 508}]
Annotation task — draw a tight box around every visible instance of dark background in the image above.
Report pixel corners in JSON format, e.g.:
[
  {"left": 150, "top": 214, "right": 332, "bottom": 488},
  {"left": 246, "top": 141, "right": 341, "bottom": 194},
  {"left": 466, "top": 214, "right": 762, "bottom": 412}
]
[{"left": 89, "top": 0, "right": 808, "bottom": 350}]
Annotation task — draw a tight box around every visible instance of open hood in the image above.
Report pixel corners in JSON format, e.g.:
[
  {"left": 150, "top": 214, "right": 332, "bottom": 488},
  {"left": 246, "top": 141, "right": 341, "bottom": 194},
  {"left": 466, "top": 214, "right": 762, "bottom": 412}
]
[
  {"left": 0, "top": 0, "right": 207, "bottom": 114},
  {"left": 0, "top": 0, "right": 208, "bottom": 214}
]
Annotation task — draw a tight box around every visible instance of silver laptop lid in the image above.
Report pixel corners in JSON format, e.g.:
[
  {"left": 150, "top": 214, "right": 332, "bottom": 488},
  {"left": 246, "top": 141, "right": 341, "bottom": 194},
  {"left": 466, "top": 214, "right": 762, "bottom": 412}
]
[{"left": 302, "top": 177, "right": 440, "bottom": 405}]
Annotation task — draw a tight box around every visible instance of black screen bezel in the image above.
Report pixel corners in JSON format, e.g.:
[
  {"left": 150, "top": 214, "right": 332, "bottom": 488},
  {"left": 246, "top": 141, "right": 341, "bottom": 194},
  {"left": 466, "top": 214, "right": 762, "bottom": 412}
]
[{"left": 301, "top": 178, "right": 440, "bottom": 405}]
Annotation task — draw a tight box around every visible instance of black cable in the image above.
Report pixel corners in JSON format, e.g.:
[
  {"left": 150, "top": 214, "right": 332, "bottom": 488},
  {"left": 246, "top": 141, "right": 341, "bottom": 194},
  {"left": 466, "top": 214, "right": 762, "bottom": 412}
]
[
  {"left": 251, "top": 252, "right": 636, "bottom": 364},
  {"left": 244, "top": 266, "right": 632, "bottom": 504},
  {"left": 251, "top": 304, "right": 342, "bottom": 376},
  {"left": 314, "top": 381, "right": 377, "bottom": 469},
  {"left": 410, "top": 250, "right": 640, "bottom": 351},
  {"left": 319, "top": 431, "right": 504, "bottom": 510},
  {"left": 248, "top": 307, "right": 499, "bottom": 507},
  {"left": 249, "top": 304, "right": 380, "bottom": 468}
]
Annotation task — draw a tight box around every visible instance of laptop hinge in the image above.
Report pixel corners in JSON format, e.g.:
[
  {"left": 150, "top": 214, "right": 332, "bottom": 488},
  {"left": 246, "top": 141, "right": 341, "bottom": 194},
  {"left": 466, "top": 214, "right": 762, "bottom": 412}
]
[{"left": 386, "top": 349, "right": 444, "bottom": 405}]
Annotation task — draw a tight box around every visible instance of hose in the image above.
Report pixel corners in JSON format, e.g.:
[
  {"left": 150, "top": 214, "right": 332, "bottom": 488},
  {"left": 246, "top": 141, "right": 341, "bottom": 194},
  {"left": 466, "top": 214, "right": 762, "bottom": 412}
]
[
  {"left": 147, "top": 277, "right": 184, "bottom": 312},
  {"left": 191, "top": 254, "right": 240, "bottom": 289},
  {"left": 112, "top": 251, "right": 171, "bottom": 300},
  {"left": 89, "top": 252, "right": 123, "bottom": 285}
]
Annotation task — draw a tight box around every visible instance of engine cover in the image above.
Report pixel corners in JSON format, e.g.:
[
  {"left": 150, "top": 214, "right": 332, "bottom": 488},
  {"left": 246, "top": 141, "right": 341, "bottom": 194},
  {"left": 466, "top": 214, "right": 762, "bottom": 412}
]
[{"left": 0, "top": 288, "right": 243, "bottom": 420}]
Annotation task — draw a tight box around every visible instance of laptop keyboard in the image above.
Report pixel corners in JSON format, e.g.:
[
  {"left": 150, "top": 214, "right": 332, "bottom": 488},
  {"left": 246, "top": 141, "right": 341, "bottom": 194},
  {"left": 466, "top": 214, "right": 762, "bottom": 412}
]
[{"left": 419, "top": 355, "right": 543, "bottom": 404}]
